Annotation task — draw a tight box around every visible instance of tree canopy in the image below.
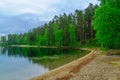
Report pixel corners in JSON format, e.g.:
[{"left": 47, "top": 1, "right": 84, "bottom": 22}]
[{"left": 94, "top": 0, "right": 120, "bottom": 48}]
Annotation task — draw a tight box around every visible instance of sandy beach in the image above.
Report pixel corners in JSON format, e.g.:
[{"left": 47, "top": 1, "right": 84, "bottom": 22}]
[{"left": 31, "top": 49, "right": 120, "bottom": 80}]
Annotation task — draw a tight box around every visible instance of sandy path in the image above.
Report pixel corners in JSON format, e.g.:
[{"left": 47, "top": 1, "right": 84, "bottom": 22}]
[{"left": 70, "top": 55, "right": 120, "bottom": 80}]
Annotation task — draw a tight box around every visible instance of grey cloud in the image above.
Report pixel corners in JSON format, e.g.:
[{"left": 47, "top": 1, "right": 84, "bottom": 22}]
[{"left": 0, "top": 0, "right": 99, "bottom": 34}]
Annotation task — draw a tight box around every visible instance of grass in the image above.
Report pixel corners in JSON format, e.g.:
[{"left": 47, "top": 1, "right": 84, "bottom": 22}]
[{"left": 81, "top": 39, "right": 100, "bottom": 49}]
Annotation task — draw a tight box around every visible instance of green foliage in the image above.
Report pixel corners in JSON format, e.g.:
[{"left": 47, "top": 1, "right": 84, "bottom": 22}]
[
  {"left": 1, "top": 36, "right": 7, "bottom": 43},
  {"left": 53, "top": 23, "right": 63, "bottom": 46},
  {"left": 24, "top": 35, "right": 29, "bottom": 45},
  {"left": 82, "top": 39, "right": 100, "bottom": 48},
  {"left": 36, "top": 34, "right": 43, "bottom": 45},
  {"left": 43, "top": 28, "right": 49, "bottom": 46},
  {"left": 69, "top": 24, "right": 77, "bottom": 46},
  {"left": 94, "top": 0, "right": 120, "bottom": 48}
]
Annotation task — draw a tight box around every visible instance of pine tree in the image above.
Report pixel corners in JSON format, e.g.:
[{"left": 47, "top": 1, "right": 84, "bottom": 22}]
[
  {"left": 43, "top": 28, "right": 49, "bottom": 46},
  {"left": 53, "top": 23, "right": 63, "bottom": 46},
  {"left": 69, "top": 24, "right": 77, "bottom": 46}
]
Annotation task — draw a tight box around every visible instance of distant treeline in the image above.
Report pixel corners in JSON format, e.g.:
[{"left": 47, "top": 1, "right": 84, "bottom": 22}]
[{"left": 1, "top": 3, "right": 99, "bottom": 46}]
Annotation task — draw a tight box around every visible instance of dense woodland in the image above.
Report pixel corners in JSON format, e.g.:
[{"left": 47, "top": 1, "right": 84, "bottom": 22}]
[
  {"left": 94, "top": 0, "right": 120, "bottom": 48},
  {"left": 1, "top": 0, "right": 120, "bottom": 49},
  {"left": 1, "top": 3, "right": 99, "bottom": 47}
]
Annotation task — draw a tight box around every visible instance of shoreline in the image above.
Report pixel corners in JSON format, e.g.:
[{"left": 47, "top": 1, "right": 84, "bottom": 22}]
[
  {"left": 31, "top": 49, "right": 99, "bottom": 80},
  {"left": 11, "top": 45, "right": 80, "bottom": 49}
]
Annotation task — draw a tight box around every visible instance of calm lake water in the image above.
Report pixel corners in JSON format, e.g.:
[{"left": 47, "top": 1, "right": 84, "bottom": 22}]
[{"left": 0, "top": 46, "right": 88, "bottom": 80}]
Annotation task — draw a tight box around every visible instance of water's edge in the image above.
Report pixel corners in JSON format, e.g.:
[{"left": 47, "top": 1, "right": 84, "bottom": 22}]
[{"left": 31, "top": 49, "right": 99, "bottom": 80}]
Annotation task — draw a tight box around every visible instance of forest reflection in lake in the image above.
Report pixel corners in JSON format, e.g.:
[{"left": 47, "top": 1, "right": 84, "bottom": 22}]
[{"left": 0, "top": 46, "right": 89, "bottom": 80}]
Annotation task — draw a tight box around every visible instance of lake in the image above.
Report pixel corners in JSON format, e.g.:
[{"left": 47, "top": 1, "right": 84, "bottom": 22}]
[{"left": 0, "top": 46, "right": 89, "bottom": 80}]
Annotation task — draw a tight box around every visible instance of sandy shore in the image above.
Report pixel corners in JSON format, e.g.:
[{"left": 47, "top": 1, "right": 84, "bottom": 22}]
[
  {"left": 70, "top": 55, "right": 120, "bottom": 80},
  {"left": 31, "top": 49, "right": 99, "bottom": 80},
  {"left": 31, "top": 49, "right": 120, "bottom": 80}
]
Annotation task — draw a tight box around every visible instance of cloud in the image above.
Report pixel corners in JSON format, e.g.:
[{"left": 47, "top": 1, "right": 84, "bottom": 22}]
[
  {"left": 0, "top": 0, "right": 60, "bottom": 15},
  {"left": 0, "top": 2, "right": 6, "bottom": 8},
  {"left": 0, "top": 0, "right": 99, "bottom": 16},
  {"left": 0, "top": 0, "right": 99, "bottom": 34},
  {"left": 17, "top": 9, "right": 40, "bottom": 14}
]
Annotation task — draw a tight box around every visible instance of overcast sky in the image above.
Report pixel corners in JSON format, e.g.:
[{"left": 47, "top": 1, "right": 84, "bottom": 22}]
[{"left": 0, "top": 0, "right": 100, "bottom": 35}]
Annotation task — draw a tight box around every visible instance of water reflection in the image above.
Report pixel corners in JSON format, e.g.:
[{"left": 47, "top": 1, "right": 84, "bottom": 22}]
[
  {"left": 0, "top": 46, "right": 88, "bottom": 80},
  {"left": 2, "top": 46, "right": 73, "bottom": 57},
  {"left": 0, "top": 47, "right": 50, "bottom": 80}
]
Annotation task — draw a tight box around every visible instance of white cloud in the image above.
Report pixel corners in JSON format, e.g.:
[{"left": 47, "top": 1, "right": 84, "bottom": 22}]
[
  {"left": 0, "top": 0, "right": 99, "bottom": 34},
  {"left": 17, "top": 9, "right": 40, "bottom": 14},
  {"left": 0, "top": 2, "right": 6, "bottom": 8},
  {"left": 0, "top": 0, "right": 99, "bottom": 16},
  {"left": 0, "top": 0, "right": 60, "bottom": 15}
]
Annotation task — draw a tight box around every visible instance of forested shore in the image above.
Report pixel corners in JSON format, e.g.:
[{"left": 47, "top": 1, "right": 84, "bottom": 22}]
[
  {"left": 1, "top": 0, "right": 120, "bottom": 49},
  {"left": 0, "top": 0, "right": 120, "bottom": 80},
  {"left": 1, "top": 3, "right": 99, "bottom": 47}
]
